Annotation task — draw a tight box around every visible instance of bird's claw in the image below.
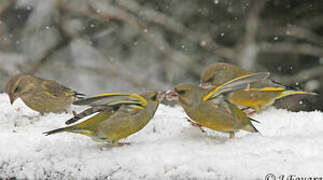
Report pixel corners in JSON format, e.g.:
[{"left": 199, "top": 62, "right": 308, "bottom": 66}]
[
  {"left": 247, "top": 110, "right": 257, "bottom": 116},
  {"left": 186, "top": 118, "right": 206, "bottom": 133}
]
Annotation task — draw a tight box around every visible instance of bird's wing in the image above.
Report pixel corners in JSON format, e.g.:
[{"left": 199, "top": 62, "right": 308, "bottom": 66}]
[
  {"left": 42, "top": 80, "right": 84, "bottom": 98},
  {"left": 204, "top": 72, "right": 270, "bottom": 101},
  {"left": 65, "top": 105, "right": 111, "bottom": 125},
  {"left": 66, "top": 94, "right": 146, "bottom": 124},
  {"left": 73, "top": 107, "right": 116, "bottom": 132},
  {"left": 225, "top": 101, "right": 250, "bottom": 125},
  {"left": 73, "top": 93, "right": 147, "bottom": 107}
]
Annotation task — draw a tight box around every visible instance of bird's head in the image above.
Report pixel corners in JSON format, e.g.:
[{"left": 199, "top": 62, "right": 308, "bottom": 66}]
[
  {"left": 5, "top": 74, "right": 35, "bottom": 104},
  {"left": 168, "top": 83, "right": 204, "bottom": 108}
]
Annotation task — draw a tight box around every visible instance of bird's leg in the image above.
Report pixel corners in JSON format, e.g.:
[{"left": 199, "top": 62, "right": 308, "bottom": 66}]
[
  {"left": 241, "top": 106, "right": 258, "bottom": 116},
  {"left": 186, "top": 118, "right": 206, "bottom": 133},
  {"left": 111, "top": 139, "right": 131, "bottom": 146},
  {"left": 117, "top": 142, "right": 131, "bottom": 146},
  {"left": 247, "top": 110, "right": 257, "bottom": 116},
  {"left": 229, "top": 132, "right": 235, "bottom": 138},
  {"left": 241, "top": 107, "right": 251, "bottom": 112}
]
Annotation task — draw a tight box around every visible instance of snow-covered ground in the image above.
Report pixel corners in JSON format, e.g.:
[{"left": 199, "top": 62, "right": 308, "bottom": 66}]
[{"left": 0, "top": 93, "right": 322, "bottom": 179}]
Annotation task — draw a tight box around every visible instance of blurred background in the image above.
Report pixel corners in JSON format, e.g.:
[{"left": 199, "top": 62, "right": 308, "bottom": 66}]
[{"left": 0, "top": 0, "right": 322, "bottom": 111}]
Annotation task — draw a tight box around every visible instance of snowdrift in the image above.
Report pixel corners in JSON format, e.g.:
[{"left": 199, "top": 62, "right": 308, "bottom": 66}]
[{"left": 0, "top": 93, "right": 322, "bottom": 179}]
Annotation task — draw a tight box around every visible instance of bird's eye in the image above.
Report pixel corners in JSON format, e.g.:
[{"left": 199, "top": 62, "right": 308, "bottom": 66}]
[
  {"left": 206, "top": 77, "right": 214, "bottom": 83},
  {"left": 14, "top": 86, "right": 20, "bottom": 93},
  {"left": 151, "top": 94, "right": 158, "bottom": 101},
  {"left": 176, "top": 90, "right": 186, "bottom": 95}
]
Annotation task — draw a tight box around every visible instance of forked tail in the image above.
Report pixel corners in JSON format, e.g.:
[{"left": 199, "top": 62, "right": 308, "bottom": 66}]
[
  {"left": 44, "top": 126, "right": 94, "bottom": 137},
  {"left": 278, "top": 90, "right": 317, "bottom": 99},
  {"left": 43, "top": 126, "right": 73, "bottom": 136},
  {"left": 243, "top": 118, "right": 261, "bottom": 134}
]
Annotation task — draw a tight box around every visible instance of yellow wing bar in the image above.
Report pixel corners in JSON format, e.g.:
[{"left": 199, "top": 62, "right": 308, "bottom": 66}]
[
  {"left": 94, "top": 93, "right": 132, "bottom": 98},
  {"left": 73, "top": 93, "right": 147, "bottom": 107},
  {"left": 245, "top": 87, "right": 285, "bottom": 92},
  {"left": 203, "top": 72, "right": 270, "bottom": 101}
]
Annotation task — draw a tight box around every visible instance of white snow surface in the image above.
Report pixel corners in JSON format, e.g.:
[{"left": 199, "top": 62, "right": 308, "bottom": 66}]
[{"left": 0, "top": 93, "right": 323, "bottom": 179}]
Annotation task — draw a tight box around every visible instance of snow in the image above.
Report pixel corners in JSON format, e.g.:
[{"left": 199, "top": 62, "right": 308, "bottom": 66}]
[{"left": 0, "top": 93, "right": 322, "bottom": 179}]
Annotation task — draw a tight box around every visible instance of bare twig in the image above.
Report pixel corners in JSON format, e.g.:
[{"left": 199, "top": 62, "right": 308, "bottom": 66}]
[
  {"left": 38, "top": 54, "right": 168, "bottom": 90},
  {"left": 272, "top": 66, "right": 323, "bottom": 85},
  {"left": 259, "top": 26, "right": 323, "bottom": 47},
  {"left": 298, "top": 15, "right": 323, "bottom": 29},
  {"left": 283, "top": 26, "right": 323, "bottom": 46},
  {"left": 258, "top": 42, "right": 323, "bottom": 57},
  {"left": 60, "top": 1, "right": 204, "bottom": 75},
  {"left": 115, "top": 0, "right": 236, "bottom": 61}
]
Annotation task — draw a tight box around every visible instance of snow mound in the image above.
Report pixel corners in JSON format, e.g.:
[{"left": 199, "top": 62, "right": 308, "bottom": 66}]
[{"left": 0, "top": 93, "right": 322, "bottom": 179}]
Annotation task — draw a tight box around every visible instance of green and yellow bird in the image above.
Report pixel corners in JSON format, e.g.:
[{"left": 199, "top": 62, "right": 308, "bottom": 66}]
[
  {"left": 44, "top": 91, "right": 164, "bottom": 145},
  {"left": 5, "top": 73, "right": 84, "bottom": 114},
  {"left": 200, "top": 63, "right": 316, "bottom": 111},
  {"left": 169, "top": 72, "right": 270, "bottom": 138}
]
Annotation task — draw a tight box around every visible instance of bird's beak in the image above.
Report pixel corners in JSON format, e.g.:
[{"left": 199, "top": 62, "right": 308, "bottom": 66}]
[
  {"left": 166, "top": 90, "right": 179, "bottom": 101},
  {"left": 9, "top": 93, "right": 16, "bottom": 105},
  {"left": 200, "top": 82, "right": 213, "bottom": 89}
]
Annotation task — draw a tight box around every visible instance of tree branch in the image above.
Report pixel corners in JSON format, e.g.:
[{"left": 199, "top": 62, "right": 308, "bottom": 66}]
[
  {"left": 272, "top": 66, "right": 323, "bottom": 84},
  {"left": 258, "top": 42, "right": 323, "bottom": 57},
  {"left": 115, "top": 0, "right": 236, "bottom": 61}
]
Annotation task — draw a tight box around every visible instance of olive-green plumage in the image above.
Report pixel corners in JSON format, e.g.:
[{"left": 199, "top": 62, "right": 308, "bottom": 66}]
[
  {"left": 201, "top": 63, "right": 251, "bottom": 86},
  {"left": 201, "top": 63, "right": 316, "bottom": 111},
  {"left": 172, "top": 83, "right": 258, "bottom": 138},
  {"left": 44, "top": 91, "right": 162, "bottom": 145},
  {"left": 5, "top": 73, "right": 83, "bottom": 113}
]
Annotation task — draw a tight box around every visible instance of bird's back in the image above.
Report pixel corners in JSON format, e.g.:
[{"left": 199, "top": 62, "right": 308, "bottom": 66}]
[{"left": 22, "top": 78, "right": 75, "bottom": 113}]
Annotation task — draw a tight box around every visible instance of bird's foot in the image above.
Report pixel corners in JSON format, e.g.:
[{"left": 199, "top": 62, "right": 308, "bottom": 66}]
[
  {"left": 116, "top": 142, "right": 131, "bottom": 146},
  {"left": 110, "top": 139, "right": 131, "bottom": 146},
  {"left": 229, "top": 132, "right": 235, "bottom": 138},
  {"left": 186, "top": 118, "right": 206, "bottom": 133},
  {"left": 241, "top": 107, "right": 251, "bottom": 112},
  {"left": 247, "top": 110, "right": 257, "bottom": 116},
  {"left": 241, "top": 107, "right": 257, "bottom": 116}
]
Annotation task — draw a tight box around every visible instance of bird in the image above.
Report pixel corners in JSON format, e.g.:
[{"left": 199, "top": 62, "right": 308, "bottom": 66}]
[
  {"left": 200, "top": 63, "right": 317, "bottom": 112},
  {"left": 44, "top": 91, "right": 164, "bottom": 145},
  {"left": 5, "top": 73, "right": 85, "bottom": 114},
  {"left": 168, "top": 72, "right": 269, "bottom": 138}
]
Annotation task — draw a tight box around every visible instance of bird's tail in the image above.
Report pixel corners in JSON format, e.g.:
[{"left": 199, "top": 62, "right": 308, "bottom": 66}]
[
  {"left": 277, "top": 90, "right": 317, "bottom": 99},
  {"left": 243, "top": 123, "right": 259, "bottom": 133},
  {"left": 43, "top": 126, "right": 73, "bottom": 136},
  {"left": 243, "top": 118, "right": 260, "bottom": 133},
  {"left": 249, "top": 117, "right": 260, "bottom": 124},
  {"left": 43, "top": 126, "right": 94, "bottom": 136}
]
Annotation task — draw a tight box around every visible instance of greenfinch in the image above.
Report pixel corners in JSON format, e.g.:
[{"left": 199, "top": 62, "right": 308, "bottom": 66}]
[
  {"left": 5, "top": 73, "right": 84, "bottom": 114},
  {"left": 201, "top": 63, "right": 316, "bottom": 111},
  {"left": 169, "top": 72, "right": 269, "bottom": 138},
  {"left": 44, "top": 91, "right": 164, "bottom": 145}
]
